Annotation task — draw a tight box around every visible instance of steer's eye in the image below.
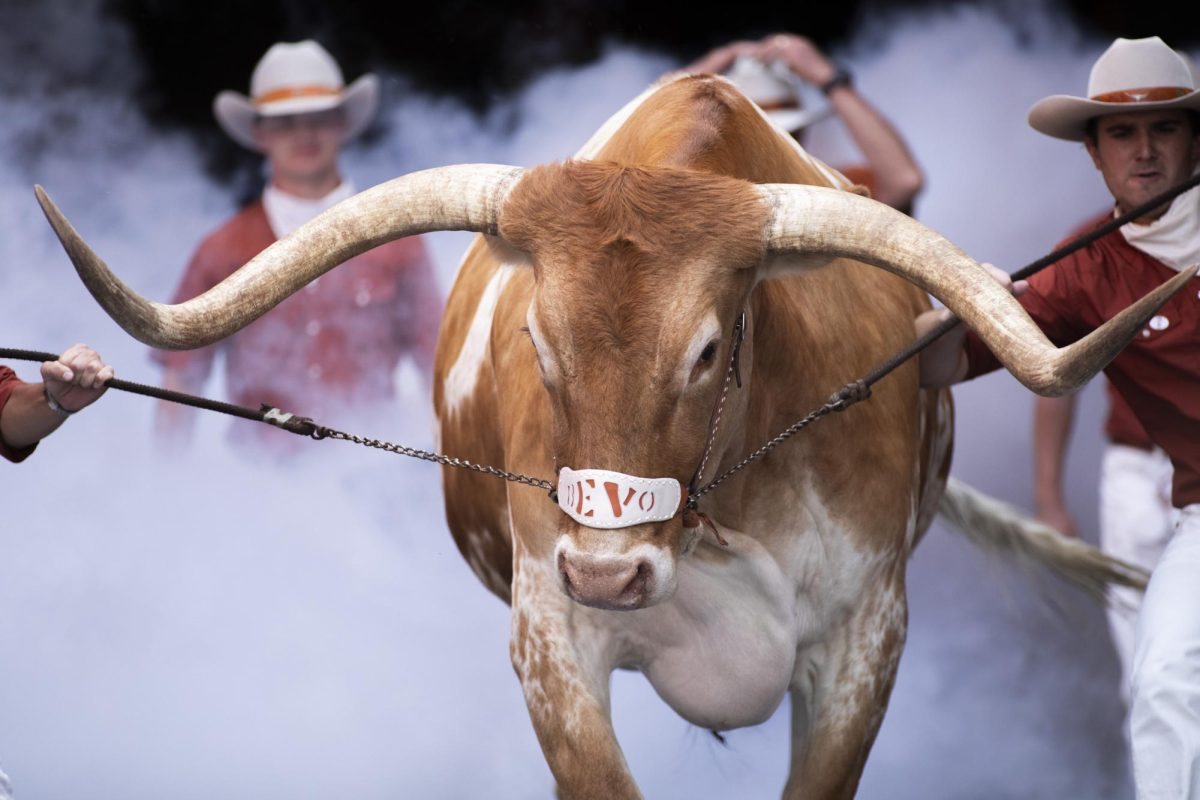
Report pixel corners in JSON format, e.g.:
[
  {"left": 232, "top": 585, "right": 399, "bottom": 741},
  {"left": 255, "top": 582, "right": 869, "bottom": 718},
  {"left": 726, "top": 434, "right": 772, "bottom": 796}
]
[
  {"left": 690, "top": 341, "right": 719, "bottom": 383},
  {"left": 521, "top": 325, "right": 555, "bottom": 387}
]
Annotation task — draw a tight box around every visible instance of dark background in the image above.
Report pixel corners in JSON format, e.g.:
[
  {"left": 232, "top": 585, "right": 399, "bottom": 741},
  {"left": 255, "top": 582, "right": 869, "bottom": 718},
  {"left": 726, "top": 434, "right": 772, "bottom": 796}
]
[{"left": 96, "top": 0, "right": 1200, "bottom": 181}]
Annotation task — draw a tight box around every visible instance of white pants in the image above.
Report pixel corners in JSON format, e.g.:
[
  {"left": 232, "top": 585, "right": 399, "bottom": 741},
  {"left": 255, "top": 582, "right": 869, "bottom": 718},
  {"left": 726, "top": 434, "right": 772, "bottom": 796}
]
[
  {"left": 1131, "top": 503, "right": 1200, "bottom": 799},
  {"left": 1100, "top": 444, "right": 1177, "bottom": 708}
]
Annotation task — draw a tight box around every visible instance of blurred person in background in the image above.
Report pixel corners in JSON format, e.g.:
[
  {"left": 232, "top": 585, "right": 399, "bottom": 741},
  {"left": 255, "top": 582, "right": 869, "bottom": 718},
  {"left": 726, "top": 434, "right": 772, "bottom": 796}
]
[
  {"left": 155, "top": 40, "right": 442, "bottom": 449},
  {"left": 687, "top": 32, "right": 924, "bottom": 214}
]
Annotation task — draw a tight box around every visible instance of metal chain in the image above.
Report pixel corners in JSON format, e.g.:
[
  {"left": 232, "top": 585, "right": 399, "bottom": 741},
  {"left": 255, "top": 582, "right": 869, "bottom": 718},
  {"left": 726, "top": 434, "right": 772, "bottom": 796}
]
[
  {"left": 688, "top": 380, "right": 869, "bottom": 505},
  {"left": 0, "top": 348, "right": 557, "bottom": 496},
  {"left": 690, "top": 312, "right": 745, "bottom": 492},
  {"left": 312, "top": 425, "right": 556, "bottom": 494}
]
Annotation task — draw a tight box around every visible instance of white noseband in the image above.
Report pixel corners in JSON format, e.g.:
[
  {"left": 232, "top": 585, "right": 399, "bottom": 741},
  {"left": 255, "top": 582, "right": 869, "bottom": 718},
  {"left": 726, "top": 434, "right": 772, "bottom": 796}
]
[{"left": 556, "top": 467, "right": 682, "bottom": 529}]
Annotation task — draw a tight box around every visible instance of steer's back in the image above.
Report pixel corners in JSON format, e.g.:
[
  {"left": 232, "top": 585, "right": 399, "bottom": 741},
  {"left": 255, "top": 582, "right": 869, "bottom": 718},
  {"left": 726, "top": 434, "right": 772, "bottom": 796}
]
[{"left": 433, "top": 74, "right": 949, "bottom": 603}]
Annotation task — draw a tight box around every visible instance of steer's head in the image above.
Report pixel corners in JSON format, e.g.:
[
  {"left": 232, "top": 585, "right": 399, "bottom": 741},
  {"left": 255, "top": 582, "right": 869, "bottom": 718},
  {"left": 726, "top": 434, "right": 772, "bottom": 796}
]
[
  {"left": 499, "top": 162, "right": 768, "bottom": 609},
  {"left": 36, "top": 157, "right": 1191, "bottom": 611}
]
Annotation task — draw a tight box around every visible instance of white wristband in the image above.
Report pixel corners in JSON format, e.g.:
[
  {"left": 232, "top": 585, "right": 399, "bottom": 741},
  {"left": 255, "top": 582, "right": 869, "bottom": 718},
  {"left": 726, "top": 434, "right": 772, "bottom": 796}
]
[{"left": 44, "top": 387, "right": 76, "bottom": 418}]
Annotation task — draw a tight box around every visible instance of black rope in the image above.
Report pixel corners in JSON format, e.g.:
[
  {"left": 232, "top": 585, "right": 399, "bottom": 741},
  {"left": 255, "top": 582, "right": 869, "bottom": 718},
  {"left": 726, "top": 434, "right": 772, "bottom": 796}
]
[
  {"left": 860, "top": 171, "right": 1200, "bottom": 389},
  {"left": 0, "top": 347, "right": 319, "bottom": 436},
  {"left": 0, "top": 346, "right": 557, "bottom": 493}
]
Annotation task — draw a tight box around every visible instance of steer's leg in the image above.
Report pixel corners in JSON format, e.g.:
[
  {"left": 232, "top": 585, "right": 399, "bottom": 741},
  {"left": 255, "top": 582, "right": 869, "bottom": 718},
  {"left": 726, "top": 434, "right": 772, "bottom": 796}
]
[
  {"left": 510, "top": 547, "right": 640, "bottom": 800},
  {"left": 782, "top": 573, "right": 908, "bottom": 800}
]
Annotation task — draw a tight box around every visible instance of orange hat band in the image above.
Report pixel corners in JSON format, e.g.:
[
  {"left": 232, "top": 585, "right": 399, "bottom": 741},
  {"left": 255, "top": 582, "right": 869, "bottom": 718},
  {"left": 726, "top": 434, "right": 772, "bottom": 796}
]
[
  {"left": 1090, "top": 86, "right": 1192, "bottom": 104},
  {"left": 755, "top": 99, "right": 801, "bottom": 112},
  {"left": 253, "top": 85, "right": 342, "bottom": 106}
]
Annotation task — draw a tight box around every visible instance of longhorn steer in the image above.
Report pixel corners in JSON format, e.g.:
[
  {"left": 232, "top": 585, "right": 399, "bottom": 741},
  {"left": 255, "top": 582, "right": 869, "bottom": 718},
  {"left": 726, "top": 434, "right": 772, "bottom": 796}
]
[{"left": 37, "top": 73, "right": 1189, "bottom": 798}]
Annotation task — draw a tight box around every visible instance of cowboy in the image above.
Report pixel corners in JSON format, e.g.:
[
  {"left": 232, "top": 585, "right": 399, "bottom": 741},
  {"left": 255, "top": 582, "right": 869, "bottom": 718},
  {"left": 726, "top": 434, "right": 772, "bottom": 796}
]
[
  {"left": 1, "top": 344, "right": 113, "bottom": 463},
  {"left": 155, "top": 40, "right": 442, "bottom": 447},
  {"left": 686, "top": 32, "right": 924, "bottom": 214},
  {"left": 916, "top": 36, "right": 1200, "bottom": 799},
  {"left": 1030, "top": 52, "right": 1200, "bottom": 735}
]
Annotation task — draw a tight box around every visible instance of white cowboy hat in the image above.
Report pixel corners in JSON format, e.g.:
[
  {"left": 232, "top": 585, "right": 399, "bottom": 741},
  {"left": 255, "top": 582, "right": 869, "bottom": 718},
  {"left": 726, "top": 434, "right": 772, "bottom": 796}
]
[
  {"left": 723, "top": 56, "right": 832, "bottom": 134},
  {"left": 214, "top": 40, "right": 380, "bottom": 151},
  {"left": 1028, "top": 36, "right": 1200, "bottom": 141}
]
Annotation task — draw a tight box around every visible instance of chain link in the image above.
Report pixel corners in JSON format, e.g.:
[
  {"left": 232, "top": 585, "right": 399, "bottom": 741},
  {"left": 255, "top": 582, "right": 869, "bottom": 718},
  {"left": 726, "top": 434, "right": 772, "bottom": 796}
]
[
  {"left": 314, "top": 426, "right": 556, "bottom": 494},
  {"left": 688, "top": 379, "right": 870, "bottom": 505},
  {"left": 691, "top": 312, "right": 744, "bottom": 492}
]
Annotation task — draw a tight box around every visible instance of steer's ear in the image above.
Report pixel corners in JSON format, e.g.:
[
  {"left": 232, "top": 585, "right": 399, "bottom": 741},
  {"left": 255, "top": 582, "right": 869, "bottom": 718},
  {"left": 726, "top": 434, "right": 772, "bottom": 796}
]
[
  {"left": 484, "top": 234, "right": 534, "bottom": 269},
  {"left": 754, "top": 252, "right": 838, "bottom": 283}
]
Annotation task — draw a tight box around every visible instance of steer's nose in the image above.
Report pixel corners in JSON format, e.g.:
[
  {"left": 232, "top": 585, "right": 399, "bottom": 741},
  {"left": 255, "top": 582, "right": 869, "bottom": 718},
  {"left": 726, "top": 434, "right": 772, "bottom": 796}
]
[{"left": 557, "top": 550, "right": 654, "bottom": 610}]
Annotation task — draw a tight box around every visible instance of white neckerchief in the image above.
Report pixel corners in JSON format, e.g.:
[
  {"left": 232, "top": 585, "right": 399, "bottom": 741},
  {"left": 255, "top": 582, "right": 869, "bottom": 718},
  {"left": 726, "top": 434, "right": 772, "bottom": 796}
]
[
  {"left": 1120, "top": 178, "right": 1200, "bottom": 272},
  {"left": 262, "top": 180, "right": 356, "bottom": 239}
]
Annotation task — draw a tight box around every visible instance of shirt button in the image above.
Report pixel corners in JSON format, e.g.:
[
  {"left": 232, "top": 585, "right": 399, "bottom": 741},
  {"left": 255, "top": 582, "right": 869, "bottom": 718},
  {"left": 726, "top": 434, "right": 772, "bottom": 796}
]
[
  {"left": 1149, "top": 315, "right": 1170, "bottom": 331},
  {"left": 306, "top": 320, "right": 322, "bottom": 336},
  {"left": 308, "top": 364, "right": 323, "bottom": 379},
  {"left": 355, "top": 289, "right": 371, "bottom": 307},
  {"left": 1141, "top": 328, "right": 1152, "bottom": 338}
]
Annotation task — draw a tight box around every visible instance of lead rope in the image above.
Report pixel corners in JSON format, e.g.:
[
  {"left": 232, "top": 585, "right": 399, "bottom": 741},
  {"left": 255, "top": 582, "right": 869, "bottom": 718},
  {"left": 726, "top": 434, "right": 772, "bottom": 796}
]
[
  {"left": 9, "top": 172, "right": 1199, "bottom": 510},
  {"left": 0, "top": 347, "right": 556, "bottom": 495}
]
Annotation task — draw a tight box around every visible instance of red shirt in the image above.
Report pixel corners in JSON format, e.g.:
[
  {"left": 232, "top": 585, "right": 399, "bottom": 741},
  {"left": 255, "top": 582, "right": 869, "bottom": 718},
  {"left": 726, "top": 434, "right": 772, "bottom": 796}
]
[
  {"left": 963, "top": 217, "right": 1200, "bottom": 508},
  {"left": 154, "top": 200, "right": 442, "bottom": 422},
  {"left": 0, "top": 366, "right": 36, "bottom": 463},
  {"left": 1106, "top": 379, "right": 1155, "bottom": 450}
]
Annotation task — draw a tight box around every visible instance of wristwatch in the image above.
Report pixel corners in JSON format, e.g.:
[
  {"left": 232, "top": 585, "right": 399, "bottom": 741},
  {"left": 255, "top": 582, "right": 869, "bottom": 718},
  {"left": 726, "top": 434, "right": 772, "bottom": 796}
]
[{"left": 820, "top": 66, "right": 854, "bottom": 96}]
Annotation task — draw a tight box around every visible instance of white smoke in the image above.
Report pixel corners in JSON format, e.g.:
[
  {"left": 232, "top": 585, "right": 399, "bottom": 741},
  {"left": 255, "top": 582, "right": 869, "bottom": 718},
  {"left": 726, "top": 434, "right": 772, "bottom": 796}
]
[{"left": 0, "top": 2, "right": 1153, "bottom": 798}]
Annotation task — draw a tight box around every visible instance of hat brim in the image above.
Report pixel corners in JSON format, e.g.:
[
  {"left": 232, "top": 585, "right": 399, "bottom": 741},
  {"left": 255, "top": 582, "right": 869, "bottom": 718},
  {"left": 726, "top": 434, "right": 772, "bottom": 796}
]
[
  {"left": 1029, "top": 90, "right": 1200, "bottom": 141},
  {"left": 213, "top": 73, "right": 380, "bottom": 152},
  {"left": 766, "top": 104, "right": 833, "bottom": 135}
]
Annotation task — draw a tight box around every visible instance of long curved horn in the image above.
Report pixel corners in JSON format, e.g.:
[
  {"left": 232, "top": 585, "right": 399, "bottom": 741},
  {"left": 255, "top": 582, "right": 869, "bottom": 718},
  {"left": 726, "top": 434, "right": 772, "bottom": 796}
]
[
  {"left": 35, "top": 164, "right": 525, "bottom": 349},
  {"left": 758, "top": 184, "right": 1195, "bottom": 396}
]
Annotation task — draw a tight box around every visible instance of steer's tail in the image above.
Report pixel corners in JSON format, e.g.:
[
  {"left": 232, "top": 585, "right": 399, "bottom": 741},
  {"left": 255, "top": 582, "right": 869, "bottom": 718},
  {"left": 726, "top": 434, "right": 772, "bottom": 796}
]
[{"left": 937, "top": 477, "right": 1147, "bottom": 601}]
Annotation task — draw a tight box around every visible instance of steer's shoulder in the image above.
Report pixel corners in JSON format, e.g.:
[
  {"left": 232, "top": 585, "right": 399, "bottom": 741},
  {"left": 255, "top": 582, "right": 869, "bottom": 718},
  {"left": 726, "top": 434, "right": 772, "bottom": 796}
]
[{"left": 434, "top": 236, "right": 533, "bottom": 603}]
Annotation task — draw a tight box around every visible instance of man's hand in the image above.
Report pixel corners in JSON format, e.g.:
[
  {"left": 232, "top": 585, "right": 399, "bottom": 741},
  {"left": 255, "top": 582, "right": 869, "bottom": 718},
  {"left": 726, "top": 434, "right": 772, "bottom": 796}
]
[
  {"left": 42, "top": 343, "right": 114, "bottom": 412},
  {"left": 758, "top": 34, "right": 837, "bottom": 87},
  {"left": 916, "top": 263, "right": 1028, "bottom": 387},
  {"left": 1036, "top": 501, "right": 1080, "bottom": 538}
]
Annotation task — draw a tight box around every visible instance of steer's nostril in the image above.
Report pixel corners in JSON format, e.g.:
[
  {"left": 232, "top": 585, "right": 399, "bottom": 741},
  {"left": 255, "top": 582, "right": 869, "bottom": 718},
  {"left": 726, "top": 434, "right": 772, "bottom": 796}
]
[{"left": 623, "top": 561, "right": 652, "bottom": 600}]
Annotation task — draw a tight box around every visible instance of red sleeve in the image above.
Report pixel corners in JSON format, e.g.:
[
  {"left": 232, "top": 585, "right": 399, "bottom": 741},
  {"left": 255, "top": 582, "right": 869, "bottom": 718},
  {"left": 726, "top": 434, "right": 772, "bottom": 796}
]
[
  {"left": 0, "top": 366, "right": 37, "bottom": 463},
  {"left": 962, "top": 247, "right": 1097, "bottom": 380},
  {"left": 836, "top": 165, "right": 877, "bottom": 199},
  {"left": 390, "top": 236, "right": 443, "bottom": 375}
]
